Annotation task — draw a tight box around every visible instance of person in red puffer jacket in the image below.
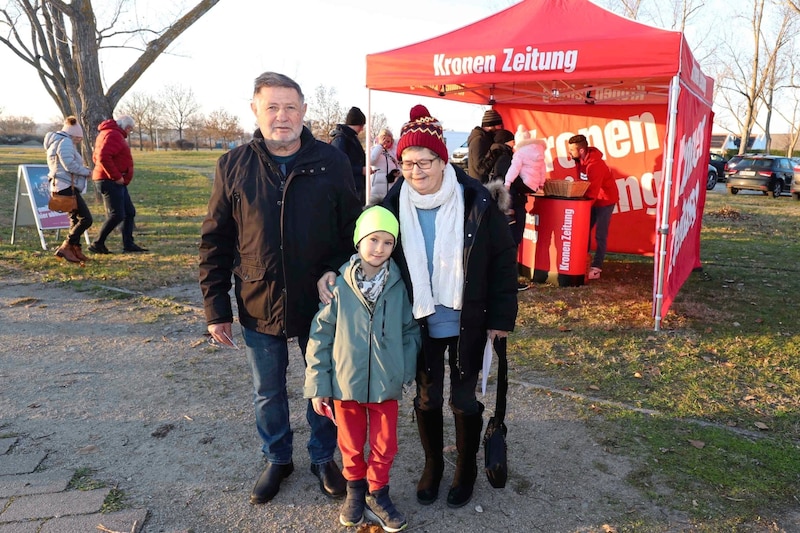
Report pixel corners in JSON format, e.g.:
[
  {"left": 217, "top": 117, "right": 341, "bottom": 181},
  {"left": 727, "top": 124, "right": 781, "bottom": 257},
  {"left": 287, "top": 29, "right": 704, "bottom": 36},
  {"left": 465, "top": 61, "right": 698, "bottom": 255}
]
[
  {"left": 568, "top": 134, "right": 619, "bottom": 280},
  {"left": 89, "top": 115, "right": 148, "bottom": 254}
]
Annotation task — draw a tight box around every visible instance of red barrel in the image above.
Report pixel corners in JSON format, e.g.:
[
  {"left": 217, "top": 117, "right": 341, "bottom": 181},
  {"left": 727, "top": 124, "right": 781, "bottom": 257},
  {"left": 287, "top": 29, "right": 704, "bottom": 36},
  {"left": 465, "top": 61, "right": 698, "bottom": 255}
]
[{"left": 530, "top": 196, "right": 592, "bottom": 287}]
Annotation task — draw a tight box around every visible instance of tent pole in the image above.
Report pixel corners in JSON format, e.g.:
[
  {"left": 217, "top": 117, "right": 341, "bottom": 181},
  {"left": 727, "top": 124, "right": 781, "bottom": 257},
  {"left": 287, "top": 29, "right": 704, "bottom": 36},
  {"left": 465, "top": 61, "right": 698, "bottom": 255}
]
[
  {"left": 654, "top": 76, "right": 681, "bottom": 331},
  {"left": 366, "top": 91, "right": 372, "bottom": 206}
]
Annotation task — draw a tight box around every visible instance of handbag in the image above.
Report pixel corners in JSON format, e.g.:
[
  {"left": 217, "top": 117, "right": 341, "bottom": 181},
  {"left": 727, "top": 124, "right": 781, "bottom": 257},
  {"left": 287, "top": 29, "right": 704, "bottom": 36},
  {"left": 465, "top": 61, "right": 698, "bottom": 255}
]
[
  {"left": 48, "top": 173, "right": 78, "bottom": 213},
  {"left": 48, "top": 193, "right": 77, "bottom": 213},
  {"left": 483, "top": 336, "right": 508, "bottom": 488}
]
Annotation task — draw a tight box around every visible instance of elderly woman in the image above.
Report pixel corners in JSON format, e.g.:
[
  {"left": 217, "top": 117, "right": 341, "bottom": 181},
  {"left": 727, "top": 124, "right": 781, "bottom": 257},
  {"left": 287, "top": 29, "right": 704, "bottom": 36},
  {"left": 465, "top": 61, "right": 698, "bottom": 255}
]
[
  {"left": 44, "top": 115, "right": 93, "bottom": 264},
  {"left": 368, "top": 128, "right": 400, "bottom": 205},
  {"left": 381, "top": 105, "right": 518, "bottom": 509}
]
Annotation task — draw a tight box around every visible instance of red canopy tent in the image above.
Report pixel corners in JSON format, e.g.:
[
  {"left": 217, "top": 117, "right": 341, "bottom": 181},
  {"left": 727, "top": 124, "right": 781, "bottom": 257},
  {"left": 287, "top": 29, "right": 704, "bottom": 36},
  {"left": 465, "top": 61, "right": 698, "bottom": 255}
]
[{"left": 366, "top": 0, "right": 714, "bottom": 330}]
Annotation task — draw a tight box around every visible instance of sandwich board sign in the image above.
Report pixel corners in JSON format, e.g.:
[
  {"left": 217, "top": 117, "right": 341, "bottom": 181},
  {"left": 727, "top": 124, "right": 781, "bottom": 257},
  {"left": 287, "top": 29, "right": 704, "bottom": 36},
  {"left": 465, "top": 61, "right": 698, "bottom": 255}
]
[{"left": 11, "top": 164, "right": 87, "bottom": 250}]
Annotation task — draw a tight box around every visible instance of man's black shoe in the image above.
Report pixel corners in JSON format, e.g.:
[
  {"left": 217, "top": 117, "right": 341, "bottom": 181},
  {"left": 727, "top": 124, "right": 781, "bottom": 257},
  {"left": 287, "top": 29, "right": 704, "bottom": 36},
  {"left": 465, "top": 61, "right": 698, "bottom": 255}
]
[
  {"left": 88, "top": 242, "right": 111, "bottom": 254},
  {"left": 123, "top": 244, "right": 149, "bottom": 252},
  {"left": 517, "top": 282, "right": 530, "bottom": 292},
  {"left": 250, "top": 461, "right": 294, "bottom": 505},
  {"left": 310, "top": 460, "right": 346, "bottom": 499}
]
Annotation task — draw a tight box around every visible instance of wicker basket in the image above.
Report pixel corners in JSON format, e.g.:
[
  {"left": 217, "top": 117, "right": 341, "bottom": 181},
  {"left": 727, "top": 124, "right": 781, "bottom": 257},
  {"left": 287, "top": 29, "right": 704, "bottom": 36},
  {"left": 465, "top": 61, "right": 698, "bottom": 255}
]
[{"left": 543, "top": 180, "right": 590, "bottom": 198}]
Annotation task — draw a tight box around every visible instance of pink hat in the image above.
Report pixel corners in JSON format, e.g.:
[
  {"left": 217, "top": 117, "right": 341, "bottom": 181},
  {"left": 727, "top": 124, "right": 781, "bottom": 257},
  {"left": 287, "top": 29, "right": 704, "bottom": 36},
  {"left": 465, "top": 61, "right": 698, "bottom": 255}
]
[{"left": 62, "top": 123, "right": 84, "bottom": 138}]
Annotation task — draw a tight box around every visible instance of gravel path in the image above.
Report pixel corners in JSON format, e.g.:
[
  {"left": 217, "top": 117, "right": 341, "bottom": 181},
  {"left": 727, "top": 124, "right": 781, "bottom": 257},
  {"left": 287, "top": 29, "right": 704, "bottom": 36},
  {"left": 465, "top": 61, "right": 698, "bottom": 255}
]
[{"left": 0, "top": 277, "right": 690, "bottom": 532}]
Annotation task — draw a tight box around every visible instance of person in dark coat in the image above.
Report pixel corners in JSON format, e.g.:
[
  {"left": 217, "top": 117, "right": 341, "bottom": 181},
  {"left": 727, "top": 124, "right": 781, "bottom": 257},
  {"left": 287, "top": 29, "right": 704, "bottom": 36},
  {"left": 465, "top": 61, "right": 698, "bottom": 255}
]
[
  {"left": 384, "top": 105, "right": 518, "bottom": 510},
  {"left": 466, "top": 108, "right": 503, "bottom": 181},
  {"left": 331, "top": 106, "right": 368, "bottom": 204},
  {"left": 199, "top": 72, "right": 362, "bottom": 506}
]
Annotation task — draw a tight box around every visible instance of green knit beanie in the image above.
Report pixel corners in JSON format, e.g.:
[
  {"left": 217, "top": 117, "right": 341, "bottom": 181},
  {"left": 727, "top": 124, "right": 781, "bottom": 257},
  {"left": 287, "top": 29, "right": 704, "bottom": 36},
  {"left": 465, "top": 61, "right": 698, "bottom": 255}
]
[{"left": 353, "top": 206, "right": 399, "bottom": 247}]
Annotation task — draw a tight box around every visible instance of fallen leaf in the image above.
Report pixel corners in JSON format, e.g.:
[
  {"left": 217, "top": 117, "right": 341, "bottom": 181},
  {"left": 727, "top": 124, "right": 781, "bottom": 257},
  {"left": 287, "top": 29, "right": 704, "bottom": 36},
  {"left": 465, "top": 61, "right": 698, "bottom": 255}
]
[
  {"left": 633, "top": 372, "right": 643, "bottom": 379},
  {"left": 754, "top": 422, "right": 769, "bottom": 431},
  {"left": 602, "top": 525, "right": 618, "bottom": 533},
  {"left": 723, "top": 495, "right": 746, "bottom": 502},
  {"left": 766, "top": 382, "right": 777, "bottom": 389},
  {"left": 558, "top": 325, "right": 571, "bottom": 332},
  {"left": 754, "top": 318, "right": 763, "bottom": 323},
  {"left": 742, "top": 395, "right": 756, "bottom": 401},
  {"left": 588, "top": 384, "right": 600, "bottom": 391},
  {"left": 688, "top": 440, "right": 705, "bottom": 449},
  {"left": 77, "top": 445, "right": 99, "bottom": 454}
]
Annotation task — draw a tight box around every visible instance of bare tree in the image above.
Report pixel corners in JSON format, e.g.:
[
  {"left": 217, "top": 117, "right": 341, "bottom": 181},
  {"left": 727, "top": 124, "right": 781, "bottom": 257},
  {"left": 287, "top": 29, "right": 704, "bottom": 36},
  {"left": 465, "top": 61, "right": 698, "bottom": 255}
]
[
  {"left": 307, "top": 85, "right": 344, "bottom": 142},
  {"left": 118, "top": 91, "right": 161, "bottom": 151},
  {"left": 714, "top": 0, "right": 797, "bottom": 154},
  {"left": 0, "top": 113, "right": 35, "bottom": 134},
  {"left": 0, "top": 0, "right": 219, "bottom": 154},
  {"left": 370, "top": 112, "right": 389, "bottom": 141},
  {"left": 159, "top": 84, "right": 200, "bottom": 143},
  {"left": 205, "top": 108, "right": 242, "bottom": 149},
  {"left": 184, "top": 114, "right": 205, "bottom": 150}
]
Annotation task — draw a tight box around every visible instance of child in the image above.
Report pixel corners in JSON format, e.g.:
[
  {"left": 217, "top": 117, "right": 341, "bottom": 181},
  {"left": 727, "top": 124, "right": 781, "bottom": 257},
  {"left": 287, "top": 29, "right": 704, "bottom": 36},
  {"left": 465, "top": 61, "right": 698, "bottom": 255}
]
[
  {"left": 304, "top": 205, "right": 420, "bottom": 532},
  {"left": 504, "top": 124, "right": 547, "bottom": 193}
]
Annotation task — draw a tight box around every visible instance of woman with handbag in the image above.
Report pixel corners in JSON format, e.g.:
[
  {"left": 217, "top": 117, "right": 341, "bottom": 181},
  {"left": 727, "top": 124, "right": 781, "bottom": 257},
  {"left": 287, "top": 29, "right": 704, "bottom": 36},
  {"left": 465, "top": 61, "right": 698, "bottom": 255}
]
[
  {"left": 380, "top": 106, "right": 517, "bottom": 509},
  {"left": 368, "top": 128, "right": 400, "bottom": 205},
  {"left": 44, "top": 116, "right": 93, "bottom": 264}
]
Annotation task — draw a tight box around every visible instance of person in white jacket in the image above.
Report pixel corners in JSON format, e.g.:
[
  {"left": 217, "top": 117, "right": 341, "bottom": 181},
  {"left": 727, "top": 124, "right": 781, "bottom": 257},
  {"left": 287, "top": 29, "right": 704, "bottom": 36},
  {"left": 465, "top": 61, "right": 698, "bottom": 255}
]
[
  {"left": 368, "top": 129, "right": 400, "bottom": 205},
  {"left": 43, "top": 116, "right": 93, "bottom": 264}
]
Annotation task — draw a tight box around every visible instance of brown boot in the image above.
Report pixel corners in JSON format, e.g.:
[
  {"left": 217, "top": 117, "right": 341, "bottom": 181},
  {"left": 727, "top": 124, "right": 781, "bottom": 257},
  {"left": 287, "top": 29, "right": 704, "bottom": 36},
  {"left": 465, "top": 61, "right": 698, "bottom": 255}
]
[
  {"left": 71, "top": 244, "right": 89, "bottom": 262},
  {"left": 55, "top": 241, "right": 81, "bottom": 264}
]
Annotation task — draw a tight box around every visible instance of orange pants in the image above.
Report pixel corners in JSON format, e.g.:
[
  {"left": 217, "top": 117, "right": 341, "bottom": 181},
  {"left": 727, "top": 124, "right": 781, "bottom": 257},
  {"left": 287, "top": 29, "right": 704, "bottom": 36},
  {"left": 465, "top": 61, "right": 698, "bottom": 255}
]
[{"left": 333, "top": 399, "right": 398, "bottom": 493}]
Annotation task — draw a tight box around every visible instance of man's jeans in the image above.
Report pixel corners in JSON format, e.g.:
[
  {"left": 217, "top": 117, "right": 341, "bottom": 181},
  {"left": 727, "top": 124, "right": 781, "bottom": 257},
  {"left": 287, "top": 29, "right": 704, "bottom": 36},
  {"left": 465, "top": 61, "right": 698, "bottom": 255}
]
[
  {"left": 95, "top": 180, "right": 136, "bottom": 248},
  {"left": 589, "top": 203, "right": 615, "bottom": 269},
  {"left": 241, "top": 327, "right": 337, "bottom": 465}
]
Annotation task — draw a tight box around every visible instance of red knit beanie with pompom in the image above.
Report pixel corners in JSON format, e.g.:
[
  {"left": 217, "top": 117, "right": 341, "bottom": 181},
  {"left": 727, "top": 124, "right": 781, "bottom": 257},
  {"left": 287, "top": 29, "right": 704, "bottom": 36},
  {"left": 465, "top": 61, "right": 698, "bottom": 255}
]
[{"left": 396, "top": 105, "right": 449, "bottom": 163}]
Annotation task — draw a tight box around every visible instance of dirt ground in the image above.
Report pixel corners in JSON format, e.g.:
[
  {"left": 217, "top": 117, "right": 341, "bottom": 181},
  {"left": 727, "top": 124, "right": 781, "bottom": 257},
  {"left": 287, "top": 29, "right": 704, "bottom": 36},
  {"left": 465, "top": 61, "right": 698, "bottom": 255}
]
[{"left": 0, "top": 276, "right": 748, "bottom": 532}]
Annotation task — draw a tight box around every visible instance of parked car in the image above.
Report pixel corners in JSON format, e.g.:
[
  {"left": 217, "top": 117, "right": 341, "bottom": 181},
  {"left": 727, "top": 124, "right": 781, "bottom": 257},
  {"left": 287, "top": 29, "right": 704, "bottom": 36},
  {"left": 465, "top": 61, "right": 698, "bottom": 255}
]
[
  {"left": 726, "top": 155, "right": 795, "bottom": 198},
  {"left": 450, "top": 140, "right": 468, "bottom": 169},
  {"left": 723, "top": 154, "right": 747, "bottom": 178},
  {"left": 709, "top": 153, "right": 727, "bottom": 181},
  {"left": 706, "top": 164, "right": 718, "bottom": 190}
]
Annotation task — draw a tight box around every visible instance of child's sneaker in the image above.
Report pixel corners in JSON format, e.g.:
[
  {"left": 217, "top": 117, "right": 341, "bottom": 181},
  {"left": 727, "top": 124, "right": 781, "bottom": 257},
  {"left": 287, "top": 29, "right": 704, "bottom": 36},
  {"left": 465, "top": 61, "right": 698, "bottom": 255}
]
[
  {"left": 339, "top": 479, "right": 367, "bottom": 527},
  {"left": 588, "top": 267, "right": 602, "bottom": 280},
  {"left": 365, "top": 485, "right": 407, "bottom": 532}
]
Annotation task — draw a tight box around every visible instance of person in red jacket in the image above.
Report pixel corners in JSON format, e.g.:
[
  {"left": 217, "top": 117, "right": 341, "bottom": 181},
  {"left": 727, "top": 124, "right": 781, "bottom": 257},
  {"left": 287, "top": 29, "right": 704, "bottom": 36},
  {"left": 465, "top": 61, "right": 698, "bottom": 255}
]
[
  {"left": 568, "top": 134, "right": 619, "bottom": 280},
  {"left": 89, "top": 115, "right": 148, "bottom": 254}
]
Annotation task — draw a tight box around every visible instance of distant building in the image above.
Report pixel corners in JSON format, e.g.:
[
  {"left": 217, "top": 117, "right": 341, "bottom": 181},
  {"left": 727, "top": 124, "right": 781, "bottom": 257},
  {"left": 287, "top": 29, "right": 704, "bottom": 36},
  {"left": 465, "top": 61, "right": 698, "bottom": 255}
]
[{"left": 710, "top": 132, "right": 798, "bottom": 156}]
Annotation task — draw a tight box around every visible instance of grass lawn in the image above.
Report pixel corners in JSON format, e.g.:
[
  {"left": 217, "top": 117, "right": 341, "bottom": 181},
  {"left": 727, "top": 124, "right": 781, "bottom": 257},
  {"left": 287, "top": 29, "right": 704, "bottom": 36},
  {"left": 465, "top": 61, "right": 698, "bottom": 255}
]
[{"left": 1, "top": 146, "right": 798, "bottom": 531}]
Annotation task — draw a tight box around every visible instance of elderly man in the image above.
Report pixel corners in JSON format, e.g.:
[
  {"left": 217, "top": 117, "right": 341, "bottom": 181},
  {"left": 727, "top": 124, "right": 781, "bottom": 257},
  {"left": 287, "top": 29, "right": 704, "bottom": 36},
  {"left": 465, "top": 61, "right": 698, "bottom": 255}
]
[
  {"left": 89, "top": 115, "right": 147, "bottom": 254},
  {"left": 199, "top": 72, "right": 362, "bottom": 505}
]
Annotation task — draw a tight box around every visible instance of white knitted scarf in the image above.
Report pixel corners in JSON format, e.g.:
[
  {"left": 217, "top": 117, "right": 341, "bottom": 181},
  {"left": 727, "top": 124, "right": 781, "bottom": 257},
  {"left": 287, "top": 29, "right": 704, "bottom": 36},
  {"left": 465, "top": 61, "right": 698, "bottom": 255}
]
[{"left": 399, "top": 164, "right": 464, "bottom": 319}]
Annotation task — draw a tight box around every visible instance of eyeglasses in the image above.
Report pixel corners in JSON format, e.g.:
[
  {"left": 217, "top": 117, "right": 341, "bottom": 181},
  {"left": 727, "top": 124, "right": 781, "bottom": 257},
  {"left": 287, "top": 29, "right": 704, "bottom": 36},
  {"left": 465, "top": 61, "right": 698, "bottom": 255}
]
[{"left": 401, "top": 158, "right": 439, "bottom": 171}]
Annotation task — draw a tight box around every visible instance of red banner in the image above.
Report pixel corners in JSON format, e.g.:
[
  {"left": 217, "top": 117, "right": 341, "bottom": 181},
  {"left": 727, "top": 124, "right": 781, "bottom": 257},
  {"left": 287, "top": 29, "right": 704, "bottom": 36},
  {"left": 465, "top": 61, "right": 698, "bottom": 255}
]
[
  {"left": 654, "top": 88, "right": 711, "bottom": 317},
  {"left": 500, "top": 104, "right": 667, "bottom": 256}
]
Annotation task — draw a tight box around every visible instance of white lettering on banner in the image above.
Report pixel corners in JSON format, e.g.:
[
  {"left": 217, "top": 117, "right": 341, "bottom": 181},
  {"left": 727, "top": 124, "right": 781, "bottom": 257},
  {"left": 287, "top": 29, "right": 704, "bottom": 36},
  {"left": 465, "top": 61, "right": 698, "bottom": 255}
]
[
  {"left": 523, "top": 212, "right": 538, "bottom": 243},
  {"left": 433, "top": 47, "right": 578, "bottom": 76},
  {"left": 674, "top": 115, "right": 708, "bottom": 208},
  {"left": 595, "top": 86, "right": 647, "bottom": 102},
  {"left": 617, "top": 171, "right": 661, "bottom": 217},
  {"left": 552, "top": 113, "right": 659, "bottom": 172},
  {"left": 558, "top": 208, "right": 574, "bottom": 271},
  {"left": 667, "top": 181, "right": 699, "bottom": 278}
]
